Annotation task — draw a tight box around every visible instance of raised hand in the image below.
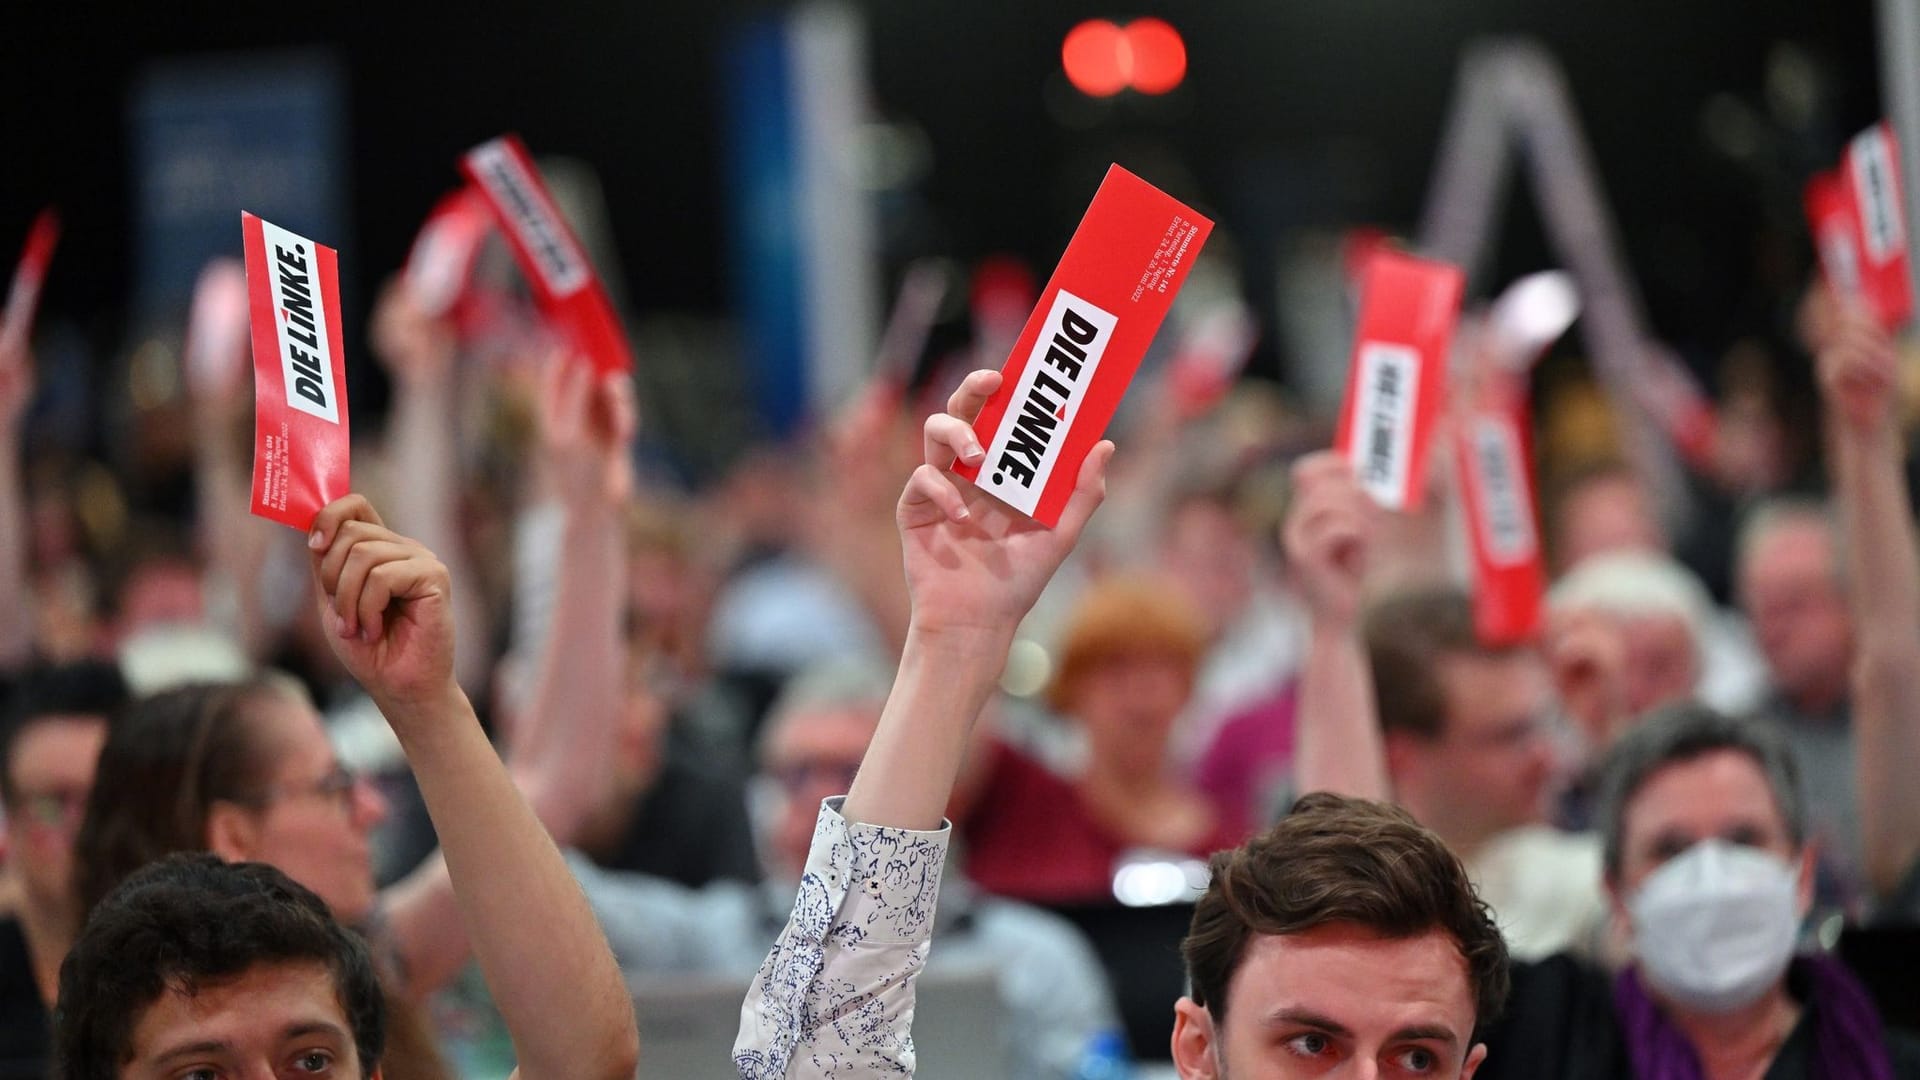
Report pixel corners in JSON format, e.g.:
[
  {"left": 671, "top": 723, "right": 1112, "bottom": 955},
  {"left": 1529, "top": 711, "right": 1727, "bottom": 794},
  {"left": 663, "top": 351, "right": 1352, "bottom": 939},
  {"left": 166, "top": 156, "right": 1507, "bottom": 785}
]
[
  {"left": 1283, "top": 450, "right": 1377, "bottom": 629},
  {"left": 307, "top": 495, "right": 456, "bottom": 713},
  {"left": 899, "top": 369, "right": 1112, "bottom": 639},
  {"left": 371, "top": 276, "right": 459, "bottom": 387},
  {"left": 1817, "top": 308, "right": 1901, "bottom": 437},
  {"left": 537, "top": 353, "right": 636, "bottom": 510}
]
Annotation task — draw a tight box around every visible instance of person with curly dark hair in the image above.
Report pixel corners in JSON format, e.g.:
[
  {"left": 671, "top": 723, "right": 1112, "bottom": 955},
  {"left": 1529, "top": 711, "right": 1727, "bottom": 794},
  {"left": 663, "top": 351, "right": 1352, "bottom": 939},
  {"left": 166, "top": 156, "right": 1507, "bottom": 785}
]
[
  {"left": 53, "top": 854, "right": 384, "bottom": 1080},
  {"left": 53, "top": 495, "right": 636, "bottom": 1080}
]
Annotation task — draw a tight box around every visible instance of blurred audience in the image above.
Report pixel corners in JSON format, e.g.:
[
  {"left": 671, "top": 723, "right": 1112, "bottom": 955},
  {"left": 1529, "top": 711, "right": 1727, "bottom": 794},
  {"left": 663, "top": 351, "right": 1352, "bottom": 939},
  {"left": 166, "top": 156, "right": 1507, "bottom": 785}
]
[{"left": 958, "top": 577, "right": 1248, "bottom": 906}]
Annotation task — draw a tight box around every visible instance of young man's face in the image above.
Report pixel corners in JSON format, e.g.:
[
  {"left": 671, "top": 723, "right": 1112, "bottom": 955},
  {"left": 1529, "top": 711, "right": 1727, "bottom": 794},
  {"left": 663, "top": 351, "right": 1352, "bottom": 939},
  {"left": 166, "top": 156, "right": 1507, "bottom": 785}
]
[
  {"left": 1172, "top": 924, "right": 1485, "bottom": 1079},
  {"left": 121, "top": 959, "right": 371, "bottom": 1080}
]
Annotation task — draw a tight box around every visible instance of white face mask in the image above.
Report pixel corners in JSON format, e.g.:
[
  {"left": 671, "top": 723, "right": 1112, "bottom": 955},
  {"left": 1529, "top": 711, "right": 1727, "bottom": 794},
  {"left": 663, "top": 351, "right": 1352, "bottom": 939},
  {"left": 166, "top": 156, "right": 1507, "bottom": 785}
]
[{"left": 1628, "top": 840, "right": 1802, "bottom": 1014}]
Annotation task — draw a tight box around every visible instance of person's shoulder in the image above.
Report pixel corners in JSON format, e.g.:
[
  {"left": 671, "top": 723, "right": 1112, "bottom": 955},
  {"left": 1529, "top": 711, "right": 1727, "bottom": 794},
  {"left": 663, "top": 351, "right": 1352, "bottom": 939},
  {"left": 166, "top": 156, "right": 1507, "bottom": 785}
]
[{"left": 1478, "top": 953, "right": 1623, "bottom": 1080}]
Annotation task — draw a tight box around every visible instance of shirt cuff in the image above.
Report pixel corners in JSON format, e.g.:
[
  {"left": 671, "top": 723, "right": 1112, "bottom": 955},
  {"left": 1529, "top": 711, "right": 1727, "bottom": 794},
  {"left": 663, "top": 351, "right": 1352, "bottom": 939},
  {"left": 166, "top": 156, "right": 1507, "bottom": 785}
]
[{"left": 802, "top": 796, "right": 951, "bottom": 946}]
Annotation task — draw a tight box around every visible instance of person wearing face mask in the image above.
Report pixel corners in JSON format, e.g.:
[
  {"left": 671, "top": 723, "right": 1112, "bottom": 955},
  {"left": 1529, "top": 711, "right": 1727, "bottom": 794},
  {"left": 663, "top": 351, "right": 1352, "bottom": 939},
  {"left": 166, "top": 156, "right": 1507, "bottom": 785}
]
[{"left": 1474, "top": 703, "right": 1920, "bottom": 1078}]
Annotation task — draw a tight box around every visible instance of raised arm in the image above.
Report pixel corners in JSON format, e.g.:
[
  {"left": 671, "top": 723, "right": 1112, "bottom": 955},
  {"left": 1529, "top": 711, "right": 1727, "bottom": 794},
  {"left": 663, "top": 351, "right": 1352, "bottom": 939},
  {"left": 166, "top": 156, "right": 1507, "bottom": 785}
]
[
  {"left": 1284, "top": 451, "right": 1392, "bottom": 801},
  {"left": 370, "top": 280, "right": 491, "bottom": 695},
  {"left": 378, "top": 354, "right": 633, "bottom": 998},
  {"left": 0, "top": 335, "right": 32, "bottom": 668},
  {"left": 847, "top": 368, "right": 1112, "bottom": 829},
  {"left": 505, "top": 357, "right": 632, "bottom": 838},
  {"left": 735, "top": 369, "right": 1112, "bottom": 1077},
  {"left": 308, "top": 495, "right": 637, "bottom": 1080},
  {"left": 1817, "top": 311, "right": 1920, "bottom": 897}
]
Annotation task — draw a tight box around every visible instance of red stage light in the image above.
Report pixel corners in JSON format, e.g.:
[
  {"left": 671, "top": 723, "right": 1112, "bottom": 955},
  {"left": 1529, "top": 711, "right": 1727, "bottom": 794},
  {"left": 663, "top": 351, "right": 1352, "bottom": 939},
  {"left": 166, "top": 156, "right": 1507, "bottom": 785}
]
[
  {"left": 1063, "top": 19, "right": 1128, "bottom": 98},
  {"left": 1124, "top": 18, "right": 1186, "bottom": 95}
]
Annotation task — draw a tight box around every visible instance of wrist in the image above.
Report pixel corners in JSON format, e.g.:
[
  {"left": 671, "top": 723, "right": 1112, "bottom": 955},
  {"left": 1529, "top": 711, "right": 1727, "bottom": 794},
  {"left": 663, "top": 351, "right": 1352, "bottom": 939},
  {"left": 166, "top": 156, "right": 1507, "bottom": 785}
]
[
  {"left": 1307, "top": 609, "right": 1362, "bottom": 642},
  {"left": 903, "top": 619, "right": 1016, "bottom": 668},
  {"left": 372, "top": 678, "right": 471, "bottom": 745}
]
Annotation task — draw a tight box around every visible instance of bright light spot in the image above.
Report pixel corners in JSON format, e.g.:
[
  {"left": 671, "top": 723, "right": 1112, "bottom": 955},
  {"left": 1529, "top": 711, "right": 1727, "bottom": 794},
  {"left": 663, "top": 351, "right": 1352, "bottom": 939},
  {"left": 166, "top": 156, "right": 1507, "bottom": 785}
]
[
  {"left": 1063, "top": 19, "right": 1128, "bottom": 98},
  {"left": 1125, "top": 18, "right": 1187, "bottom": 95},
  {"left": 1112, "top": 855, "right": 1211, "bottom": 907}
]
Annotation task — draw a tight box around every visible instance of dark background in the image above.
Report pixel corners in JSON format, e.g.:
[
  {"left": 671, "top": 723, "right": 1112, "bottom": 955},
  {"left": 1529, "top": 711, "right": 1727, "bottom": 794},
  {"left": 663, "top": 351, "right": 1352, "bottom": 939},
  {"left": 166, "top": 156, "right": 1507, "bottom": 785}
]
[{"left": 0, "top": 0, "right": 1886, "bottom": 389}]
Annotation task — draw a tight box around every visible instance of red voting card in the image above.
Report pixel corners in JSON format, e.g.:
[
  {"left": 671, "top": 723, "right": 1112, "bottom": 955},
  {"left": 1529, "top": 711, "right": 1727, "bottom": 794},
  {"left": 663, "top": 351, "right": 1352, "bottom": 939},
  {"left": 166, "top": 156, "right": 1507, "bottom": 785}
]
[
  {"left": 1844, "top": 122, "right": 1914, "bottom": 331},
  {"left": 460, "top": 135, "right": 633, "bottom": 374},
  {"left": 954, "top": 165, "right": 1214, "bottom": 527},
  {"left": 1334, "top": 250, "right": 1464, "bottom": 511},
  {"left": 1805, "top": 169, "right": 1863, "bottom": 303},
  {"left": 242, "top": 213, "right": 351, "bottom": 531},
  {"left": 1456, "top": 390, "right": 1545, "bottom": 646},
  {"left": 1, "top": 208, "right": 60, "bottom": 354},
  {"left": 405, "top": 187, "right": 494, "bottom": 319}
]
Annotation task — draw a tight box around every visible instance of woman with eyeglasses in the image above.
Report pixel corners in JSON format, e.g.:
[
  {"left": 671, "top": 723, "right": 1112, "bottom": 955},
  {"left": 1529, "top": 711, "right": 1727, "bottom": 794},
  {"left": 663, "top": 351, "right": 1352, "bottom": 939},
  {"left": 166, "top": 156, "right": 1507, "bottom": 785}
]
[{"left": 60, "top": 359, "right": 636, "bottom": 1080}]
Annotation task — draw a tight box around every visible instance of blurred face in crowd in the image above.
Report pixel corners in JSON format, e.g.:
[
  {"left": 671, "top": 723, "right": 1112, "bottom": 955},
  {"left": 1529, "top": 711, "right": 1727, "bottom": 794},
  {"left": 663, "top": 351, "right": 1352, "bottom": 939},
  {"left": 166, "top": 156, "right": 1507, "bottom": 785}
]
[
  {"left": 113, "top": 559, "right": 207, "bottom": 643},
  {"left": 207, "top": 697, "right": 386, "bottom": 923},
  {"left": 1553, "top": 473, "right": 1665, "bottom": 575},
  {"left": 1173, "top": 924, "right": 1485, "bottom": 1079},
  {"left": 1160, "top": 499, "right": 1255, "bottom": 640},
  {"left": 1063, "top": 651, "right": 1193, "bottom": 781},
  {"left": 1392, "top": 653, "right": 1555, "bottom": 848},
  {"left": 119, "top": 960, "right": 374, "bottom": 1080},
  {"left": 1737, "top": 519, "right": 1852, "bottom": 712},
  {"left": 760, "top": 704, "right": 878, "bottom": 880},
  {"left": 1609, "top": 748, "right": 1811, "bottom": 922},
  {"left": 1619, "top": 612, "right": 1700, "bottom": 718},
  {"left": 4, "top": 715, "right": 109, "bottom": 913}
]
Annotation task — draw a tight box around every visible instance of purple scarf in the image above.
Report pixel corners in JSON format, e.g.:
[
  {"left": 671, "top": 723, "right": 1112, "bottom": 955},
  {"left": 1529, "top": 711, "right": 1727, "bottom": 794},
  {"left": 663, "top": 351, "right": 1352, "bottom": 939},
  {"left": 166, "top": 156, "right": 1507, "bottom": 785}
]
[{"left": 1612, "top": 954, "right": 1894, "bottom": 1080}]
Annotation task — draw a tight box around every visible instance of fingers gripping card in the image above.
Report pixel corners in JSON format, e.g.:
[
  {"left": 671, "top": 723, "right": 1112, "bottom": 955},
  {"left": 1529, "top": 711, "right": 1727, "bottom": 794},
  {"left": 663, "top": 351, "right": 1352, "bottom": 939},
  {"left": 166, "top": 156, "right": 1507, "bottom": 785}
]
[
  {"left": 243, "top": 213, "right": 350, "bottom": 530},
  {"left": 953, "top": 166, "right": 1214, "bottom": 527},
  {"left": 1334, "top": 249, "right": 1465, "bottom": 511},
  {"left": 461, "top": 135, "right": 633, "bottom": 373}
]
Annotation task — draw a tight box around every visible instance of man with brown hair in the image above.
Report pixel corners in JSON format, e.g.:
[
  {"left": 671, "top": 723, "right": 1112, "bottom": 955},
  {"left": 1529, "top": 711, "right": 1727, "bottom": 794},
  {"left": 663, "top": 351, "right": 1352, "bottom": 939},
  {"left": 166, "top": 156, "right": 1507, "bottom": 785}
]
[
  {"left": 1284, "top": 452, "right": 1607, "bottom": 960},
  {"left": 1171, "top": 791, "right": 1511, "bottom": 1078}
]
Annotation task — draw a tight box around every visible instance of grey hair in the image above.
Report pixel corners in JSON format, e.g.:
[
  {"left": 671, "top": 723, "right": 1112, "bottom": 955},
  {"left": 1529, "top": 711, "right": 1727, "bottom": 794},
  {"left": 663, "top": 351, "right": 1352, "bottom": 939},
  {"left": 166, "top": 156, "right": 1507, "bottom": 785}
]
[
  {"left": 1595, "top": 701, "right": 1804, "bottom": 880},
  {"left": 1548, "top": 551, "right": 1713, "bottom": 652},
  {"left": 1734, "top": 497, "right": 1844, "bottom": 591},
  {"left": 753, "top": 657, "right": 897, "bottom": 764}
]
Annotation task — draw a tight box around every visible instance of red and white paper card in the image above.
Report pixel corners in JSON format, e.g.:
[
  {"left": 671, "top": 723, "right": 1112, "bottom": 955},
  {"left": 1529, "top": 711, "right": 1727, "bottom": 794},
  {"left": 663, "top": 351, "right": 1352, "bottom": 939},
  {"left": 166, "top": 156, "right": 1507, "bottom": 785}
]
[
  {"left": 1456, "top": 396, "right": 1545, "bottom": 645},
  {"left": 460, "top": 135, "right": 632, "bottom": 373},
  {"left": 1844, "top": 122, "right": 1914, "bottom": 331},
  {"left": 1, "top": 208, "right": 60, "bottom": 354},
  {"left": 1805, "top": 169, "right": 1863, "bottom": 303},
  {"left": 242, "top": 213, "right": 351, "bottom": 531},
  {"left": 404, "top": 187, "right": 494, "bottom": 318},
  {"left": 1334, "top": 249, "right": 1464, "bottom": 511},
  {"left": 954, "top": 165, "right": 1214, "bottom": 527}
]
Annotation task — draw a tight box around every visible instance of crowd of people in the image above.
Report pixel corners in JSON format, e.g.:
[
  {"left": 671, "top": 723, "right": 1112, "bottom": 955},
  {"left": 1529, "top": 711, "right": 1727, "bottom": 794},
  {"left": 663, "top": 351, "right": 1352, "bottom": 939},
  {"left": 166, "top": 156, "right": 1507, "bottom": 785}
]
[{"left": 1, "top": 138, "right": 1919, "bottom": 1080}]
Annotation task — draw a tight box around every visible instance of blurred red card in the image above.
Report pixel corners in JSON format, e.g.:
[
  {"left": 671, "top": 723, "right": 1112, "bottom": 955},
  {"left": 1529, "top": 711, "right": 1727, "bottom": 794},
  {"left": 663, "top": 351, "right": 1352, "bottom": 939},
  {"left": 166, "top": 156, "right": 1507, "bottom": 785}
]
[
  {"left": 242, "top": 212, "right": 351, "bottom": 531},
  {"left": 954, "top": 165, "right": 1213, "bottom": 527},
  {"left": 1335, "top": 249, "right": 1464, "bottom": 511},
  {"left": 1844, "top": 122, "right": 1913, "bottom": 331},
  {"left": 1805, "top": 169, "right": 1862, "bottom": 301},
  {"left": 405, "top": 187, "right": 493, "bottom": 318},
  {"left": 1456, "top": 401, "right": 1545, "bottom": 645},
  {"left": 461, "top": 135, "right": 632, "bottom": 373},
  {"left": 1, "top": 208, "right": 59, "bottom": 353}
]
